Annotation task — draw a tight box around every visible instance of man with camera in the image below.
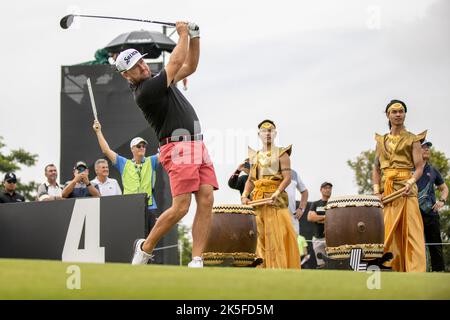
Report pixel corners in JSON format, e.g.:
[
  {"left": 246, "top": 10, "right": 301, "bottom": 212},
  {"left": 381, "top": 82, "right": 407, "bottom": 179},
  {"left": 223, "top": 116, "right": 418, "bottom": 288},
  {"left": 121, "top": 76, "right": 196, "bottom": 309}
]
[{"left": 62, "top": 161, "right": 100, "bottom": 198}]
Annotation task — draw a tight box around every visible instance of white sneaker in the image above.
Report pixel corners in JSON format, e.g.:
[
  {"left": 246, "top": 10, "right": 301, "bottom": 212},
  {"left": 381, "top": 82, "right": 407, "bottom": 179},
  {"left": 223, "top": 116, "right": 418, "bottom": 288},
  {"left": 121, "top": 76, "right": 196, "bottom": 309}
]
[
  {"left": 131, "top": 239, "right": 153, "bottom": 265},
  {"left": 188, "top": 256, "right": 203, "bottom": 268}
]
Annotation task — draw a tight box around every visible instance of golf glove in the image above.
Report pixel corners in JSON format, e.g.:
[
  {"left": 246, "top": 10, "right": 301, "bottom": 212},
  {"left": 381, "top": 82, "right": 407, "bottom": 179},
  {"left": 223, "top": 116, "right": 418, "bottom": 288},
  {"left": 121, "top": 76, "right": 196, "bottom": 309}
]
[{"left": 188, "top": 22, "right": 200, "bottom": 39}]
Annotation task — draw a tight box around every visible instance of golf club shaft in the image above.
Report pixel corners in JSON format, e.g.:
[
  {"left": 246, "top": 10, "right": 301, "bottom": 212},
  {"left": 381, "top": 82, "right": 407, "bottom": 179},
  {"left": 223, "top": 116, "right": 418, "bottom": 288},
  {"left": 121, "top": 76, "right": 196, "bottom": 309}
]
[
  {"left": 86, "top": 78, "right": 98, "bottom": 121},
  {"left": 74, "top": 14, "right": 176, "bottom": 27}
]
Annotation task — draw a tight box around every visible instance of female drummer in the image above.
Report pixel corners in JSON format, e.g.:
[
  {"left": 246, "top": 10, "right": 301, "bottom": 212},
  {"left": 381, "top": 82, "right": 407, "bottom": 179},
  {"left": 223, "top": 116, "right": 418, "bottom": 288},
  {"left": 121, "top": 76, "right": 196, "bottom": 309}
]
[{"left": 241, "top": 120, "right": 301, "bottom": 269}]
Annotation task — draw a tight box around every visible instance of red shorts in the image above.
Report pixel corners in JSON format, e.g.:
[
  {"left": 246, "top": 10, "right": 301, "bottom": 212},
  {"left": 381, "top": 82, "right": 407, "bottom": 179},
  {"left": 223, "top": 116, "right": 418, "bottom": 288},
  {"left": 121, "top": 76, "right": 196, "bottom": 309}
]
[{"left": 159, "top": 141, "right": 219, "bottom": 197}]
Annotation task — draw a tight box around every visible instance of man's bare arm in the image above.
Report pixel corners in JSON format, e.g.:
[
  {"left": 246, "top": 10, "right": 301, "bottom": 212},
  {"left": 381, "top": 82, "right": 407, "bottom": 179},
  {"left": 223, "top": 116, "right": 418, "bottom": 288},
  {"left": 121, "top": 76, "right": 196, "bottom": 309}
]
[
  {"left": 241, "top": 176, "right": 254, "bottom": 205},
  {"left": 372, "top": 153, "right": 382, "bottom": 198},
  {"left": 165, "top": 22, "right": 189, "bottom": 87},
  {"left": 174, "top": 37, "right": 199, "bottom": 83},
  {"left": 405, "top": 141, "right": 424, "bottom": 195},
  {"left": 276, "top": 154, "right": 292, "bottom": 193},
  {"left": 93, "top": 120, "right": 117, "bottom": 164},
  {"left": 308, "top": 211, "right": 325, "bottom": 222}
]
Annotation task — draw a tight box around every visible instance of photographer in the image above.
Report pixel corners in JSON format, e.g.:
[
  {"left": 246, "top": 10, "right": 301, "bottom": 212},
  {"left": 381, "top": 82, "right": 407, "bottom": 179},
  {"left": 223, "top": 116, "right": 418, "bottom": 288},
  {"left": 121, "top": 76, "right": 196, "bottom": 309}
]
[
  {"left": 62, "top": 161, "right": 100, "bottom": 198},
  {"left": 228, "top": 158, "right": 250, "bottom": 196}
]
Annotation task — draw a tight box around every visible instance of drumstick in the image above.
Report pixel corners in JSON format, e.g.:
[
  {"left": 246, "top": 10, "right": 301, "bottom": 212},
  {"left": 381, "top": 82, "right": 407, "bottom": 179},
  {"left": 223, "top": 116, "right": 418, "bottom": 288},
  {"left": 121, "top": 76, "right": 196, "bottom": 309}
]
[
  {"left": 249, "top": 201, "right": 272, "bottom": 207},
  {"left": 248, "top": 198, "right": 271, "bottom": 205},
  {"left": 248, "top": 198, "right": 273, "bottom": 207},
  {"left": 383, "top": 192, "right": 404, "bottom": 205},
  {"left": 382, "top": 187, "right": 406, "bottom": 201},
  {"left": 382, "top": 187, "right": 407, "bottom": 205},
  {"left": 86, "top": 78, "right": 98, "bottom": 121}
]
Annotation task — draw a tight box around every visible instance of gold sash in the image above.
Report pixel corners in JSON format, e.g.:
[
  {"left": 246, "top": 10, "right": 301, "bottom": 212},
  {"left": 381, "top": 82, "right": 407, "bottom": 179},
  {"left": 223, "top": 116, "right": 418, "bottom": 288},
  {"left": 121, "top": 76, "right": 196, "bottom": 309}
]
[
  {"left": 252, "top": 179, "right": 288, "bottom": 208},
  {"left": 383, "top": 168, "right": 411, "bottom": 197}
]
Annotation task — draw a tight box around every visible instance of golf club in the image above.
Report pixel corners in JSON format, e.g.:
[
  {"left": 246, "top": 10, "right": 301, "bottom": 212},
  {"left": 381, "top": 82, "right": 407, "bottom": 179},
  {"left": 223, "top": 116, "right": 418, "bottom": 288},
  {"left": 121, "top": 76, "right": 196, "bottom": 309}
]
[{"left": 60, "top": 14, "right": 198, "bottom": 30}]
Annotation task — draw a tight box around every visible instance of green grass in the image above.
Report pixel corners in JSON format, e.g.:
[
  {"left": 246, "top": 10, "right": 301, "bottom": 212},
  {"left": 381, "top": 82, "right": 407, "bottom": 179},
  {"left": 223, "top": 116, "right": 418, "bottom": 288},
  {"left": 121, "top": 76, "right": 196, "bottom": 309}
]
[{"left": 0, "top": 259, "right": 449, "bottom": 299}]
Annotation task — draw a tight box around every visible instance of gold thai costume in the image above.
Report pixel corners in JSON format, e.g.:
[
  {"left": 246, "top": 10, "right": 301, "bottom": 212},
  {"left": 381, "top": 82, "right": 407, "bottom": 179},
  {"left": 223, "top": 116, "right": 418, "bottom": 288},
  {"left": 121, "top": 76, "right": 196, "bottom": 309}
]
[
  {"left": 375, "top": 129, "right": 426, "bottom": 272},
  {"left": 248, "top": 145, "right": 301, "bottom": 269}
]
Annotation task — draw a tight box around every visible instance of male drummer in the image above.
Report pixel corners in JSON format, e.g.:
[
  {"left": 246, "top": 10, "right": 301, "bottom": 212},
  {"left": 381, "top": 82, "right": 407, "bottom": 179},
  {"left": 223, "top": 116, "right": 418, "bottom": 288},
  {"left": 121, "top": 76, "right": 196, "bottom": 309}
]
[
  {"left": 372, "top": 100, "right": 426, "bottom": 272},
  {"left": 115, "top": 22, "right": 219, "bottom": 267}
]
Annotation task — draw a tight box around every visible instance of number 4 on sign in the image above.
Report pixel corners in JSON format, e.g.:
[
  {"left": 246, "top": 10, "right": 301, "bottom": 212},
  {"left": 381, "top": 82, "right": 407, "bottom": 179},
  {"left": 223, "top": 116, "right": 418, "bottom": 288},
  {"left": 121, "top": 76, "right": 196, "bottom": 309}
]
[
  {"left": 62, "top": 198, "right": 105, "bottom": 263},
  {"left": 349, "top": 248, "right": 367, "bottom": 272}
]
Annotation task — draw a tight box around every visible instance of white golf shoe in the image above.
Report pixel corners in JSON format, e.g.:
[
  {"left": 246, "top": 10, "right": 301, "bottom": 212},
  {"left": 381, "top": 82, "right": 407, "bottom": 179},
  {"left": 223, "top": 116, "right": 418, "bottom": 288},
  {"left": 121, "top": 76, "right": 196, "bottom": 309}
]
[
  {"left": 131, "top": 239, "right": 153, "bottom": 265},
  {"left": 188, "top": 256, "right": 203, "bottom": 268}
]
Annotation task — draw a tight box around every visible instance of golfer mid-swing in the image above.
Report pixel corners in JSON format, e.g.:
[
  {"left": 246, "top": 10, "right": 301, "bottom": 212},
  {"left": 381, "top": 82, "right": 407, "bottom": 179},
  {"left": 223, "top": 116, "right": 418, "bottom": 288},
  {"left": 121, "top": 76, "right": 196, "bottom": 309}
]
[{"left": 115, "top": 21, "right": 218, "bottom": 267}]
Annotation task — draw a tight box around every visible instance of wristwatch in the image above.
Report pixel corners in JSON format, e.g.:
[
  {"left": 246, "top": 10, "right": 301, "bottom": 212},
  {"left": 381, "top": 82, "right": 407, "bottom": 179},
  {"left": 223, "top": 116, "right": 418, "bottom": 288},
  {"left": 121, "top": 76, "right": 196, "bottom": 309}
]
[{"left": 439, "top": 198, "right": 446, "bottom": 204}]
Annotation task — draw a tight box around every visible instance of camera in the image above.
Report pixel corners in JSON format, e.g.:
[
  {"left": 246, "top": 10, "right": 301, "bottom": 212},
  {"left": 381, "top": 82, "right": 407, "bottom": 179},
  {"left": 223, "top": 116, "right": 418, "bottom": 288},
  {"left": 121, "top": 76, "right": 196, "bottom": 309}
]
[
  {"left": 77, "top": 166, "right": 86, "bottom": 173},
  {"left": 244, "top": 161, "right": 250, "bottom": 169}
]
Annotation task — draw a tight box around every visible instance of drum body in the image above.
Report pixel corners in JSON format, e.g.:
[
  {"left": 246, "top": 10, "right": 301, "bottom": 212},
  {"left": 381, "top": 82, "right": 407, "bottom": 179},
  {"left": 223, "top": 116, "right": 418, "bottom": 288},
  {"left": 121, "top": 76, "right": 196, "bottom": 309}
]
[
  {"left": 202, "top": 205, "right": 258, "bottom": 267},
  {"left": 325, "top": 195, "right": 385, "bottom": 260}
]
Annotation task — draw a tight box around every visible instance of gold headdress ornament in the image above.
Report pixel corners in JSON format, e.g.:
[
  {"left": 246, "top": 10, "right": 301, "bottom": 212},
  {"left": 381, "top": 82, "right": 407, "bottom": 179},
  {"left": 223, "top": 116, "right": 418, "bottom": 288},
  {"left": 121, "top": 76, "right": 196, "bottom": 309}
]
[
  {"left": 387, "top": 102, "right": 405, "bottom": 113},
  {"left": 260, "top": 122, "right": 276, "bottom": 129}
]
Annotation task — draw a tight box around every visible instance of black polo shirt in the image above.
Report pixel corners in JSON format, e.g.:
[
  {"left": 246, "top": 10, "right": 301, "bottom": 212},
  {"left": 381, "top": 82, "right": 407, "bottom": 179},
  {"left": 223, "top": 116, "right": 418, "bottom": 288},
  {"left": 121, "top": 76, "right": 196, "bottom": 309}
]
[
  {"left": 310, "top": 199, "right": 327, "bottom": 238},
  {"left": 0, "top": 191, "right": 25, "bottom": 203},
  {"left": 131, "top": 69, "right": 201, "bottom": 140},
  {"left": 417, "top": 162, "right": 445, "bottom": 215}
]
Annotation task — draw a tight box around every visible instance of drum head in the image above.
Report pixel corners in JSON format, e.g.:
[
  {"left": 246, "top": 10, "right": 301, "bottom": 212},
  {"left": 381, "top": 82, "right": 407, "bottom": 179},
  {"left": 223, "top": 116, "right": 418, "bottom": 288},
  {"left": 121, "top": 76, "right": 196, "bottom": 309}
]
[
  {"left": 212, "top": 204, "right": 255, "bottom": 215},
  {"left": 325, "top": 195, "right": 382, "bottom": 210}
]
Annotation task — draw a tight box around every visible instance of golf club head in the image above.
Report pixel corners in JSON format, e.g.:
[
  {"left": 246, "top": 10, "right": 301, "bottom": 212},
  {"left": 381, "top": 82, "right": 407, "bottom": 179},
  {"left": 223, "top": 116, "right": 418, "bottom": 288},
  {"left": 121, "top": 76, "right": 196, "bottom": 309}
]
[{"left": 60, "top": 14, "right": 74, "bottom": 29}]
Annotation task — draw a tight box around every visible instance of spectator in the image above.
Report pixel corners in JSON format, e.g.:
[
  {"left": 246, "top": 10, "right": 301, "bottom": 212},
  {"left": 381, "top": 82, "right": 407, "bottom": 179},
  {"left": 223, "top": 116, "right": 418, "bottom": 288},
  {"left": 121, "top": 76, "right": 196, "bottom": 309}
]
[
  {"left": 93, "top": 120, "right": 158, "bottom": 235},
  {"left": 307, "top": 181, "right": 332, "bottom": 269},
  {"left": 228, "top": 159, "right": 250, "bottom": 196},
  {"left": 61, "top": 161, "right": 100, "bottom": 198},
  {"left": 91, "top": 159, "right": 122, "bottom": 196},
  {"left": 36, "top": 164, "right": 63, "bottom": 201},
  {"left": 417, "top": 140, "right": 448, "bottom": 272},
  {"left": 0, "top": 173, "right": 25, "bottom": 203},
  {"left": 286, "top": 169, "right": 309, "bottom": 236},
  {"left": 297, "top": 234, "right": 310, "bottom": 267}
]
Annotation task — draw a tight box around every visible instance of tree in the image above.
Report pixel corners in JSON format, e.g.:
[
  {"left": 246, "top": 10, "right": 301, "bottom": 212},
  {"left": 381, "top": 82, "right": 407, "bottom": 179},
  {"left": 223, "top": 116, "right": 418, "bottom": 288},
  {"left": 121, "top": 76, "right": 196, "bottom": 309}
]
[
  {"left": 347, "top": 150, "right": 376, "bottom": 194},
  {"left": 347, "top": 147, "right": 450, "bottom": 271},
  {"left": 178, "top": 224, "right": 192, "bottom": 266},
  {"left": 0, "top": 136, "right": 39, "bottom": 201}
]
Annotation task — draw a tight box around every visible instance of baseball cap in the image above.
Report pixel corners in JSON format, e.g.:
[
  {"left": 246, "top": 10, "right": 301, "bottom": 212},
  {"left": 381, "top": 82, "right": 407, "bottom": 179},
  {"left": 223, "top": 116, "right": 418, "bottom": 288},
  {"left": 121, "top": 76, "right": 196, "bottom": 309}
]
[
  {"left": 421, "top": 140, "right": 432, "bottom": 147},
  {"left": 74, "top": 161, "right": 87, "bottom": 170},
  {"left": 320, "top": 182, "right": 333, "bottom": 188},
  {"left": 130, "top": 137, "right": 148, "bottom": 148},
  {"left": 115, "top": 49, "right": 148, "bottom": 72},
  {"left": 4, "top": 172, "right": 17, "bottom": 183}
]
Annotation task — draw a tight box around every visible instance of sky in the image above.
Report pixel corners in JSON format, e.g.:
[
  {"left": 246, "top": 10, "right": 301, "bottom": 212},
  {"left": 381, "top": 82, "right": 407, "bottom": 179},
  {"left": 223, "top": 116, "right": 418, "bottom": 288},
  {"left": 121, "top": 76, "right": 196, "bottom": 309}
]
[{"left": 0, "top": 0, "right": 449, "bottom": 226}]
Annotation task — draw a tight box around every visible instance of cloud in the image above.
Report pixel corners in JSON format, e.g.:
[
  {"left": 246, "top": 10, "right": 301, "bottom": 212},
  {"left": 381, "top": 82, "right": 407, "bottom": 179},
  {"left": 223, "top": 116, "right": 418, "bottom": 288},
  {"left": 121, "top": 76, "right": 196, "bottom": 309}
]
[{"left": 385, "top": 0, "right": 450, "bottom": 65}]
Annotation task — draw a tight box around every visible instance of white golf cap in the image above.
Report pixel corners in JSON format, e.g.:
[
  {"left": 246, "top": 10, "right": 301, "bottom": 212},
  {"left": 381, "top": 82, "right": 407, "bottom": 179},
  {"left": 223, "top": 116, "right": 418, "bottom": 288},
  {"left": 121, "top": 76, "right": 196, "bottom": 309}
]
[
  {"left": 115, "top": 49, "right": 148, "bottom": 72},
  {"left": 130, "top": 137, "right": 148, "bottom": 148}
]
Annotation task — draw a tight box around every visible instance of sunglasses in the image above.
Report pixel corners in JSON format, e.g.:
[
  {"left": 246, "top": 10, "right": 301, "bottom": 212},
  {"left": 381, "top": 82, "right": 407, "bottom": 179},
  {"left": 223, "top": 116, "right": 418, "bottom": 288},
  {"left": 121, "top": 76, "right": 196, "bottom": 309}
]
[
  {"left": 6, "top": 180, "right": 17, "bottom": 184},
  {"left": 135, "top": 144, "right": 146, "bottom": 149}
]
